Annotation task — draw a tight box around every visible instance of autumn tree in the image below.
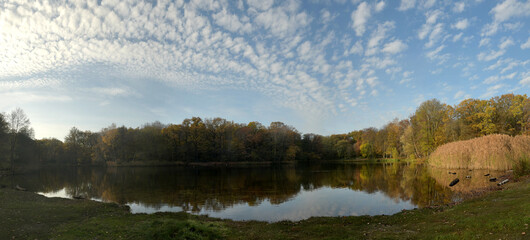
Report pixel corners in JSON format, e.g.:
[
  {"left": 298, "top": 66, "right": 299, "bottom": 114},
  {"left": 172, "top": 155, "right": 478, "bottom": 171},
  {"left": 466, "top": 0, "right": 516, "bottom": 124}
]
[
  {"left": 492, "top": 94, "right": 530, "bottom": 135},
  {"left": 268, "top": 122, "right": 300, "bottom": 162},
  {"left": 65, "top": 127, "right": 100, "bottom": 165},
  {"left": 413, "top": 99, "right": 449, "bottom": 156},
  {"left": 36, "top": 138, "right": 65, "bottom": 164},
  {"left": 454, "top": 98, "right": 485, "bottom": 139},
  {"left": 135, "top": 122, "right": 168, "bottom": 162},
  {"left": 400, "top": 124, "right": 420, "bottom": 159},
  {"left": 162, "top": 124, "right": 183, "bottom": 162},
  {"left": 99, "top": 125, "right": 137, "bottom": 163},
  {"left": 360, "top": 143, "right": 374, "bottom": 158},
  {"left": 300, "top": 133, "right": 324, "bottom": 161}
]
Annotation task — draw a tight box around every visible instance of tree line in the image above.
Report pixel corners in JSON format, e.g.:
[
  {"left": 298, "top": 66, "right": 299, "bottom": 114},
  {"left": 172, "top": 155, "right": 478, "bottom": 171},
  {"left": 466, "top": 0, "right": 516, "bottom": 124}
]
[{"left": 0, "top": 93, "right": 528, "bottom": 169}]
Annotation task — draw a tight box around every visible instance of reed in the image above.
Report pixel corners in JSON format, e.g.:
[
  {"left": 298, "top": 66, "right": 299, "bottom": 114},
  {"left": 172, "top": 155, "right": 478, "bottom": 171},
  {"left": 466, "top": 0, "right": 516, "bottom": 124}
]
[{"left": 428, "top": 134, "right": 530, "bottom": 170}]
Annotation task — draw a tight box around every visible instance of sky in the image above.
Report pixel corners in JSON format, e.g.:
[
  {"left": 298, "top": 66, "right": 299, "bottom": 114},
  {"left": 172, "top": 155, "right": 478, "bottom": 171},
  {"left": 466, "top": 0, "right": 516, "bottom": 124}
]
[{"left": 0, "top": 0, "right": 529, "bottom": 140}]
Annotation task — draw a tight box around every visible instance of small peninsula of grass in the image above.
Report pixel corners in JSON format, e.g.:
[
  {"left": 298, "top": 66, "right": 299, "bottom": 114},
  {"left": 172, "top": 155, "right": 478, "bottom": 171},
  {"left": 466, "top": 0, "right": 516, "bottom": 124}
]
[{"left": 1, "top": 177, "right": 529, "bottom": 240}]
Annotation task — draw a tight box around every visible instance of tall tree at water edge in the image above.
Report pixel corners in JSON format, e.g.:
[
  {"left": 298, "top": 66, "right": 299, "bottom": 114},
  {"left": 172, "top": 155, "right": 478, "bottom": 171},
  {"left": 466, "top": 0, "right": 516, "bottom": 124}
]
[
  {"left": 411, "top": 100, "right": 449, "bottom": 157},
  {"left": 7, "top": 108, "right": 32, "bottom": 173}
]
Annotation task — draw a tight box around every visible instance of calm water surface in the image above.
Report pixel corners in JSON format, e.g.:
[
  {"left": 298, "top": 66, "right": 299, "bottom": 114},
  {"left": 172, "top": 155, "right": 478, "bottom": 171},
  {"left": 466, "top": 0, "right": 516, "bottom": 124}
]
[{"left": 3, "top": 162, "right": 506, "bottom": 222}]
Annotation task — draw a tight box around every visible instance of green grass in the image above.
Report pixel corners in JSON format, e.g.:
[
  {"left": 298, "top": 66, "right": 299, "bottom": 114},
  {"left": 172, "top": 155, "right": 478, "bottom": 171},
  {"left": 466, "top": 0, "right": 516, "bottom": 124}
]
[
  {"left": 54, "top": 213, "right": 227, "bottom": 240},
  {"left": 1, "top": 178, "right": 529, "bottom": 240}
]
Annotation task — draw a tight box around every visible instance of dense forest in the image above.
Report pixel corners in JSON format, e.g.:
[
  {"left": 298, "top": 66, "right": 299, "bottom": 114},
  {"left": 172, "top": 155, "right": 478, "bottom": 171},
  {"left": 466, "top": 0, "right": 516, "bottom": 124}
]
[{"left": 0, "top": 94, "right": 528, "bottom": 169}]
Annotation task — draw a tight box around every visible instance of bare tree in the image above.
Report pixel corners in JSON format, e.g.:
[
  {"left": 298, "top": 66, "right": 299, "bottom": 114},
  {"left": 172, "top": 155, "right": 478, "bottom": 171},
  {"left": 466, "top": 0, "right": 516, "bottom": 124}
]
[{"left": 7, "top": 108, "right": 31, "bottom": 173}]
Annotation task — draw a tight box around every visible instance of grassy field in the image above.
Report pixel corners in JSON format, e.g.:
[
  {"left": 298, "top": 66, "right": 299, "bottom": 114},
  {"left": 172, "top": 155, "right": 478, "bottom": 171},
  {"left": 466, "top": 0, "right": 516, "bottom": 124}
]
[{"left": 1, "top": 178, "right": 529, "bottom": 240}]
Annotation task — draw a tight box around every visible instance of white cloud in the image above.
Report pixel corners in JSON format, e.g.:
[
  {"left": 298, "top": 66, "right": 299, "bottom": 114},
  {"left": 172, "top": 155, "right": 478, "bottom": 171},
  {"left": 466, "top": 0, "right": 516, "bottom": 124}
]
[
  {"left": 0, "top": 91, "right": 72, "bottom": 103},
  {"left": 0, "top": 78, "right": 61, "bottom": 90},
  {"left": 375, "top": 1, "right": 386, "bottom": 12},
  {"left": 426, "top": 45, "right": 445, "bottom": 61},
  {"left": 452, "top": 33, "right": 463, "bottom": 42},
  {"left": 503, "top": 72, "right": 517, "bottom": 79},
  {"left": 349, "top": 41, "right": 364, "bottom": 55},
  {"left": 400, "top": 71, "right": 413, "bottom": 84},
  {"left": 382, "top": 40, "right": 407, "bottom": 54},
  {"left": 297, "top": 41, "right": 312, "bottom": 59},
  {"left": 477, "top": 50, "right": 506, "bottom": 61},
  {"left": 481, "top": 23, "right": 499, "bottom": 37},
  {"left": 418, "top": 24, "right": 432, "bottom": 40},
  {"left": 482, "top": 0, "right": 530, "bottom": 36},
  {"left": 504, "top": 22, "right": 523, "bottom": 31},
  {"left": 499, "top": 37, "right": 514, "bottom": 49},
  {"left": 454, "top": 90, "right": 465, "bottom": 99},
  {"left": 422, "top": 0, "right": 436, "bottom": 9},
  {"left": 414, "top": 94, "right": 426, "bottom": 105},
  {"left": 366, "top": 76, "right": 377, "bottom": 87},
  {"left": 490, "top": 0, "right": 530, "bottom": 23},
  {"left": 485, "top": 58, "right": 529, "bottom": 74},
  {"left": 90, "top": 87, "right": 135, "bottom": 97},
  {"left": 2, "top": 0, "right": 527, "bottom": 133},
  {"left": 365, "top": 21, "right": 395, "bottom": 56},
  {"left": 481, "top": 84, "right": 504, "bottom": 98},
  {"left": 247, "top": 0, "right": 275, "bottom": 11},
  {"left": 482, "top": 72, "right": 517, "bottom": 84},
  {"left": 351, "top": 2, "right": 371, "bottom": 37},
  {"left": 483, "top": 75, "right": 500, "bottom": 84},
  {"left": 521, "top": 72, "right": 530, "bottom": 86},
  {"left": 425, "top": 23, "right": 444, "bottom": 48},
  {"left": 426, "top": 10, "right": 442, "bottom": 25},
  {"left": 213, "top": 9, "right": 253, "bottom": 33},
  {"left": 452, "top": 19, "right": 469, "bottom": 30},
  {"left": 364, "top": 56, "right": 397, "bottom": 69},
  {"left": 521, "top": 37, "right": 530, "bottom": 49},
  {"left": 254, "top": 5, "right": 311, "bottom": 39},
  {"left": 418, "top": 10, "right": 445, "bottom": 48},
  {"left": 0, "top": 0, "right": 344, "bottom": 123},
  {"left": 485, "top": 59, "right": 507, "bottom": 71},
  {"left": 479, "top": 38, "right": 491, "bottom": 47},
  {"left": 320, "top": 9, "right": 336, "bottom": 25},
  {"left": 453, "top": 2, "right": 465, "bottom": 13},
  {"left": 398, "top": 0, "right": 416, "bottom": 11}
]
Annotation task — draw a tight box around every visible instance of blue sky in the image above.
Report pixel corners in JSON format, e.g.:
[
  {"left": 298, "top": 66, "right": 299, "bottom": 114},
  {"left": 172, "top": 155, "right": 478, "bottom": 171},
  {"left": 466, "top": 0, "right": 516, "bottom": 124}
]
[{"left": 1, "top": 0, "right": 529, "bottom": 140}]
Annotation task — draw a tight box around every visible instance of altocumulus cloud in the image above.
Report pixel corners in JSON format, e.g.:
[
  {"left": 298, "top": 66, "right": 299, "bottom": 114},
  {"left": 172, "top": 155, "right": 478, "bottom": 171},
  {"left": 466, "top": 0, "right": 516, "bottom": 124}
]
[
  {"left": 0, "top": 0, "right": 391, "bottom": 121},
  {"left": 0, "top": 0, "right": 529, "bottom": 139}
]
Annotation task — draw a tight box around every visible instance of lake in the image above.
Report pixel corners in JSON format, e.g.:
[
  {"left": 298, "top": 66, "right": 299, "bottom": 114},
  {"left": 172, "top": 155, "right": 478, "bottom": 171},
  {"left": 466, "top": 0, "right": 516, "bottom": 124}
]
[{"left": 2, "top": 162, "right": 506, "bottom": 222}]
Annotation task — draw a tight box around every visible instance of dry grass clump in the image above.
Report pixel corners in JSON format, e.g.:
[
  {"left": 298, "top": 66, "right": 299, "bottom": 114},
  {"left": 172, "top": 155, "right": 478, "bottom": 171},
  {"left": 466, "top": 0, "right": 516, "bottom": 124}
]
[{"left": 429, "top": 134, "right": 530, "bottom": 170}]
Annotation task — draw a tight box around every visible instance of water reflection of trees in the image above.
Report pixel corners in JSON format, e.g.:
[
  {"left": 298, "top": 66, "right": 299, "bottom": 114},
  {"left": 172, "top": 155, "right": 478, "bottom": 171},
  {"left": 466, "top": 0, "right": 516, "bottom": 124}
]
[{"left": 12, "top": 163, "right": 456, "bottom": 212}]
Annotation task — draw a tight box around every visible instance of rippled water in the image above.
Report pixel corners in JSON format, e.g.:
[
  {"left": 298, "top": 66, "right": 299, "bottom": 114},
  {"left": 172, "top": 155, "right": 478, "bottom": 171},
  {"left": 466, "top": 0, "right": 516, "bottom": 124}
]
[{"left": 2, "top": 162, "right": 506, "bottom": 222}]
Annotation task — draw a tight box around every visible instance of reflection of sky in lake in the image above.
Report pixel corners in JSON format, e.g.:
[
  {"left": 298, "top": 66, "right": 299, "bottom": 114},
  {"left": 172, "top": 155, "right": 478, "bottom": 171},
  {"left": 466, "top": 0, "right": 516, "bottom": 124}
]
[
  {"left": 38, "top": 189, "right": 104, "bottom": 202},
  {"left": 38, "top": 188, "right": 70, "bottom": 199},
  {"left": 127, "top": 187, "right": 414, "bottom": 222}
]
